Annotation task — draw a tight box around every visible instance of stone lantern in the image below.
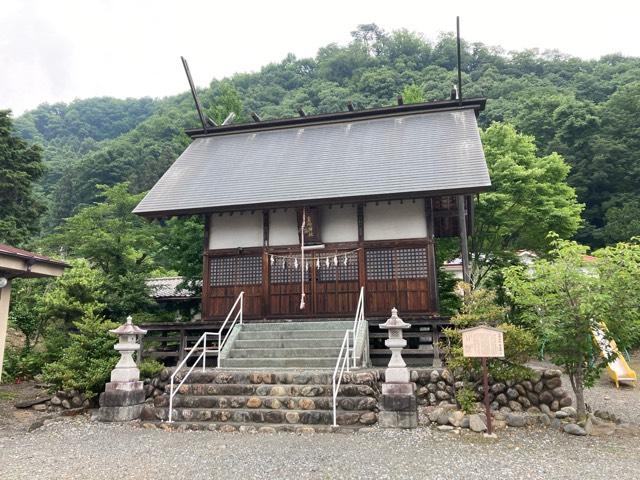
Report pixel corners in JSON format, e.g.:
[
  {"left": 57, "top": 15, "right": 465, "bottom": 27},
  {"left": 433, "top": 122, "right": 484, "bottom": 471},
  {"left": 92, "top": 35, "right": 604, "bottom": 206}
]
[
  {"left": 379, "top": 307, "right": 411, "bottom": 383},
  {"left": 97, "top": 316, "right": 148, "bottom": 422},
  {"left": 109, "top": 315, "right": 147, "bottom": 382},
  {"left": 378, "top": 308, "right": 417, "bottom": 429}
]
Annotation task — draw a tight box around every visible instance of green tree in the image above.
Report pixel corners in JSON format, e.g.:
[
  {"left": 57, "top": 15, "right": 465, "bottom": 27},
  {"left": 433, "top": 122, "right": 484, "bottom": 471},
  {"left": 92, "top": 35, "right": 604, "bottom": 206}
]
[
  {"left": 401, "top": 84, "right": 426, "bottom": 104},
  {"left": 45, "top": 183, "right": 158, "bottom": 318},
  {"left": 471, "top": 123, "right": 583, "bottom": 284},
  {"left": 41, "top": 312, "right": 119, "bottom": 398},
  {"left": 0, "top": 110, "right": 45, "bottom": 245},
  {"left": 503, "top": 236, "right": 640, "bottom": 418},
  {"left": 8, "top": 259, "right": 105, "bottom": 351},
  {"left": 159, "top": 216, "right": 204, "bottom": 292}
]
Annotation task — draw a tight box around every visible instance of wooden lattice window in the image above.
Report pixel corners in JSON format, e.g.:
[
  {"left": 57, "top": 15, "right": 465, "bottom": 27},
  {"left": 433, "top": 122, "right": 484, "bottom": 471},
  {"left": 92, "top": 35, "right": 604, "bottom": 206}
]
[
  {"left": 366, "top": 248, "right": 428, "bottom": 280},
  {"left": 210, "top": 255, "right": 262, "bottom": 287},
  {"left": 270, "top": 259, "right": 311, "bottom": 284},
  {"left": 395, "top": 247, "right": 428, "bottom": 278},
  {"left": 317, "top": 252, "right": 359, "bottom": 282}
]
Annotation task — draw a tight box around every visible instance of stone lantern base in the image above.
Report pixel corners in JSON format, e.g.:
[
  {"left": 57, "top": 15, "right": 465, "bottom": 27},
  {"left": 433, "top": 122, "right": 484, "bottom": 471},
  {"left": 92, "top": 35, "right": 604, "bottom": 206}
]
[
  {"left": 378, "top": 308, "right": 418, "bottom": 429},
  {"left": 378, "top": 381, "right": 418, "bottom": 428},
  {"left": 97, "top": 381, "right": 146, "bottom": 422},
  {"left": 97, "top": 316, "right": 147, "bottom": 422}
]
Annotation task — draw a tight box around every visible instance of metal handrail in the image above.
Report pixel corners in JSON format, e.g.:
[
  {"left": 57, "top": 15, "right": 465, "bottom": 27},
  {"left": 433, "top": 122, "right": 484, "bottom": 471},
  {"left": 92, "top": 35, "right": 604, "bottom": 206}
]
[
  {"left": 332, "top": 288, "right": 365, "bottom": 426},
  {"left": 216, "top": 291, "right": 244, "bottom": 368},
  {"left": 167, "top": 291, "right": 244, "bottom": 423},
  {"left": 332, "top": 330, "right": 351, "bottom": 427},
  {"left": 352, "top": 286, "right": 365, "bottom": 367}
]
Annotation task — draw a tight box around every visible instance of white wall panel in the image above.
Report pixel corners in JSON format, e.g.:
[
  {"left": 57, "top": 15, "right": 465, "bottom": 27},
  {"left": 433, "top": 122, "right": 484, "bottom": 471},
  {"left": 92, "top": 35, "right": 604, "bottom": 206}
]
[
  {"left": 320, "top": 205, "right": 358, "bottom": 243},
  {"left": 269, "top": 209, "right": 300, "bottom": 246},
  {"left": 364, "top": 201, "right": 426, "bottom": 240},
  {"left": 209, "top": 212, "right": 262, "bottom": 249}
]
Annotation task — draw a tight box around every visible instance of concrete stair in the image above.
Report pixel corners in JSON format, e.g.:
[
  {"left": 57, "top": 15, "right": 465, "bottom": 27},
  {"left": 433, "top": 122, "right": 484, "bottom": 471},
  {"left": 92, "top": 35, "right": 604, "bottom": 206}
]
[
  {"left": 151, "top": 369, "right": 381, "bottom": 432},
  {"left": 220, "top": 321, "right": 353, "bottom": 369}
]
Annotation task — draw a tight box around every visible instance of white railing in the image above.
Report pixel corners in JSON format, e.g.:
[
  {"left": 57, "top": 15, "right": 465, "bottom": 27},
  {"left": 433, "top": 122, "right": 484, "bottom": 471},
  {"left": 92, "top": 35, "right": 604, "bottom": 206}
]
[
  {"left": 351, "top": 286, "right": 365, "bottom": 368},
  {"left": 332, "top": 287, "right": 366, "bottom": 427},
  {"left": 215, "top": 291, "right": 245, "bottom": 368},
  {"left": 332, "top": 330, "right": 351, "bottom": 427},
  {"left": 167, "top": 291, "right": 244, "bottom": 423}
]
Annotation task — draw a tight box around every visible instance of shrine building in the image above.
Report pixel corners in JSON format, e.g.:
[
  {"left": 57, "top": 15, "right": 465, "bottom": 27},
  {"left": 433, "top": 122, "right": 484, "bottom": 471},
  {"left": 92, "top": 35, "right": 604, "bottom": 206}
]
[{"left": 134, "top": 97, "right": 490, "bottom": 367}]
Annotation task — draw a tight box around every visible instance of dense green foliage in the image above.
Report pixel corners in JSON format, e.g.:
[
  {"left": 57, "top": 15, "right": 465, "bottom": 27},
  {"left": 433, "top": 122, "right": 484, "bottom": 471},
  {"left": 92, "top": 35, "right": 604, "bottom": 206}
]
[
  {"left": 503, "top": 236, "right": 640, "bottom": 417},
  {"left": 0, "top": 110, "right": 45, "bottom": 246},
  {"left": 443, "top": 286, "right": 537, "bottom": 382},
  {"left": 10, "top": 26, "right": 640, "bottom": 246},
  {"left": 138, "top": 358, "right": 165, "bottom": 380},
  {"left": 41, "top": 312, "right": 119, "bottom": 398},
  {"left": 472, "top": 123, "right": 583, "bottom": 283}
]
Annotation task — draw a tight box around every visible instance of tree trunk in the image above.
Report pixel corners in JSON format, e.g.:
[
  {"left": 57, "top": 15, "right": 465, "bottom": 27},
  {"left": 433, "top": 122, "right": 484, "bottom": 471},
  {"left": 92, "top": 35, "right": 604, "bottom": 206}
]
[{"left": 572, "top": 365, "right": 586, "bottom": 419}]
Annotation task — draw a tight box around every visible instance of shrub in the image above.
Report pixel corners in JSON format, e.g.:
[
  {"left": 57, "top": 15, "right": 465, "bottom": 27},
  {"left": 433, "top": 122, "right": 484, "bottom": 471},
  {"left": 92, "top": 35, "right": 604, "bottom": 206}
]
[
  {"left": 139, "top": 358, "right": 164, "bottom": 379},
  {"left": 1, "top": 347, "right": 44, "bottom": 383},
  {"left": 443, "top": 285, "right": 536, "bottom": 382},
  {"left": 42, "top": 312, "right": 119, "bottom": 399},
  {"left": 455, "top": 386, "right": 478, "bottom": 414}
]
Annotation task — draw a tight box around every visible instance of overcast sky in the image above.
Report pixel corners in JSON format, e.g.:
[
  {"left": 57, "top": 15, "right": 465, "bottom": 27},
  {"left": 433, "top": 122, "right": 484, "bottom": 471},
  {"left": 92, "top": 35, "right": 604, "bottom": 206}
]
[{"left": 2, "top": 0, "right": 639, "bottom": 115}]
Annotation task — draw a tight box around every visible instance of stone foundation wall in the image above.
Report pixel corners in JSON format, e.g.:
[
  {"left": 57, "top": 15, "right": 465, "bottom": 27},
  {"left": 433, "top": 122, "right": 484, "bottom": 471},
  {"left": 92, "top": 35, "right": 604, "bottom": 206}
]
[
  {"left": 408, "top": 367, "right": 572, "bottom": 414},
  {"left": 142, "top": 366, "right": 571, "bottom": 428}
]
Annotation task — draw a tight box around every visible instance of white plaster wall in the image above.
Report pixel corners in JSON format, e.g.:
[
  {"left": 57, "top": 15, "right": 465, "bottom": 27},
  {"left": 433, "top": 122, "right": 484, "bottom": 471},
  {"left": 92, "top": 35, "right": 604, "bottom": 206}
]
[
  {"left": 269, "top": 209, "right": 300, "bottom": 246},
  {"left": 208, "top": 212, "right": 263, "bottom": 249},
  {"left": 320, "top": 205, "right": 358, "bottom": 243},
  {"left": 364, "top": 201, "right": 427, "bottom": 240}
]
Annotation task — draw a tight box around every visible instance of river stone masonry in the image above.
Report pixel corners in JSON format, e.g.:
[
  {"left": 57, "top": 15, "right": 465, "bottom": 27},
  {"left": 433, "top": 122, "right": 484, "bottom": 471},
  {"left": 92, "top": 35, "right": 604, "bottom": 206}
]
[
  {"left": 410, "top": 367, "right": 572, "bottom": 414},
  {"left": 147, "top": 369, "right": 380, "bottom": 432},
  {"left": 143, "top": 367, "right": 569, "bottom": 431}
]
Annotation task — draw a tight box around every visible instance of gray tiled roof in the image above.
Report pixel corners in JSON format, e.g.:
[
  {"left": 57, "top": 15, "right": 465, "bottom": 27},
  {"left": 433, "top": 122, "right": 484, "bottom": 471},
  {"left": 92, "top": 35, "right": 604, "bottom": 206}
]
[
  {"left": 146, "top": 277, "right": 198, "bottom": 299},
  {"left": 133, "top": 108, "right": 490, "bottom": 216}
]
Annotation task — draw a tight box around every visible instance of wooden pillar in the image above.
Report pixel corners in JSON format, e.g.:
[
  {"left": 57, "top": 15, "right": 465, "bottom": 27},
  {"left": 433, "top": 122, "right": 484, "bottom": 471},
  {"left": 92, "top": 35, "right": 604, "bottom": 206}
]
[
  {"left": 0, "top": 279, "right": 13, "bottom": 381},
  {"left": 424, "top": 198, "right": 439, "bottom": 313},
  {"left": 178, "top": 328, "right": 186, "bottom": 363},
  {"left": 137, "top": 334, "right": 144, "bottom": 365},
  {"left": 357, "top": 203, "right": 366, "bottom": 292},
  {"left": 457, "top": 194, "right": 470, "bottom": 284},
  {"left": 202, "top": 214, "right": 211, "bottom": 319},
  {"left": 262, "top": 210, "right": 270, "bottom": 318}
]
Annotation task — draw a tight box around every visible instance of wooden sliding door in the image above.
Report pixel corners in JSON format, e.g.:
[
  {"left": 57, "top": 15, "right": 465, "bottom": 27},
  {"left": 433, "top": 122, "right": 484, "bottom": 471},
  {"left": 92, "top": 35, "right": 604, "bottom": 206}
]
[{"left": 364, "top": 246, "right": 431, "bottom": 316}]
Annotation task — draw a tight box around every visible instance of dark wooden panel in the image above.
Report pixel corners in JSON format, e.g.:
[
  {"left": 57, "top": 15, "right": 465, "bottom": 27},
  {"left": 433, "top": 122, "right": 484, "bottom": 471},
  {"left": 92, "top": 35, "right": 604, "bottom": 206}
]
[
  {"left": 432, "top": 194, "right": 472, "bottom": 237},
  {"left": 364, "top": 246, "right": 432, "bottom": 316}
]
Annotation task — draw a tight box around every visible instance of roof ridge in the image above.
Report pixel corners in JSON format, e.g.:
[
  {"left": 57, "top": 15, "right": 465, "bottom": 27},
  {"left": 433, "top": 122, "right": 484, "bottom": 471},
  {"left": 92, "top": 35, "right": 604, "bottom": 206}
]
[{"left": 186, "top": 98, "right": 486, "bottom": 139}]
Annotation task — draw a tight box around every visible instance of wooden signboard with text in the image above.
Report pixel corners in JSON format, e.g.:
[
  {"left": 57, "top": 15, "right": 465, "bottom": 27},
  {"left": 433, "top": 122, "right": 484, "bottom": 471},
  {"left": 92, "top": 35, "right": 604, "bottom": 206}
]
[
  {"left": 460, "top": 325, "right": 504, "bottom": 436},
  {"left": 461, "top": 325, "right": 504, "bottom": 358}
]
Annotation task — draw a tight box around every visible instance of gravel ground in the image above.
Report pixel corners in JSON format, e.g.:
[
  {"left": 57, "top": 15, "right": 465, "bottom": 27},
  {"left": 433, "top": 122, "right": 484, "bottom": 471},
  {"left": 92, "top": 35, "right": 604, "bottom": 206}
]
[
  {"left": 3, "top": 357, "right": 640, "bottom": 479},
  {"left": 1, "top": 415, "right": 639, "bottom": 480},
  {"left": 529, "top": 354, "right": 640, "bottom": 424}
]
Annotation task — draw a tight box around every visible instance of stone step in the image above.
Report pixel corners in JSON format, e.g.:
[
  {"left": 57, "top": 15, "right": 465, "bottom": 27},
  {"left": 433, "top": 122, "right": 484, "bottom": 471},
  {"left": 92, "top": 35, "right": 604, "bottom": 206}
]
[
  {"left": 221, "top": 357, "right": 338, "bottom": 369},
  {"left": 172, "top": 383, "right": 377, "bottom": 397},
  {"left": 228, "top": 347, "right": 341, "bottom": 359},
  {"left": 142, "top": 421, "right": 366, "bottom": 434},
  {"left": 233, "top": 338, "right": 343, "bottom": 349},
  {"left": 237, "top": 329, "right": 347, "bottom": 340},
  {"left": 241, "top": 321, "right": 353, "bottom": 332},
  {"left": 169, "top": 369, "right": 379, "bottom": 386},
  {"left": 159, "top": 394, "right": 376, "bottom": 411},
  {"left": 156, "top": 407, "right": 376, "bottom": 426}
]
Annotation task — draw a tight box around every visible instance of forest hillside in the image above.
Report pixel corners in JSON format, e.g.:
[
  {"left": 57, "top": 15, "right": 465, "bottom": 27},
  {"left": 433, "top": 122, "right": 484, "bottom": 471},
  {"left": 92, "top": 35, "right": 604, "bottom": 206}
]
[{"left": 10, "top": 25, "right": 640, "bottom": 247}]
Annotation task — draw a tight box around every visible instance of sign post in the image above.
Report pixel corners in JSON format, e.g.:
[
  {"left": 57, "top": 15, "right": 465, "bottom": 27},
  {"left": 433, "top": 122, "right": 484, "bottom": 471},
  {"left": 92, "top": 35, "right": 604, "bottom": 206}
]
[{"left": 460, "top": 325, "right": 504, "bottom": 436}]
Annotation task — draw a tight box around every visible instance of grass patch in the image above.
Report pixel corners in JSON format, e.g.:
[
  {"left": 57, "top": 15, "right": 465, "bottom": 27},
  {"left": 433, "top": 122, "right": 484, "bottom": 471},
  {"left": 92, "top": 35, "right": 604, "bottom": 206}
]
[{"left": 0, "top": 390, "right": 18, "bottom": 400}]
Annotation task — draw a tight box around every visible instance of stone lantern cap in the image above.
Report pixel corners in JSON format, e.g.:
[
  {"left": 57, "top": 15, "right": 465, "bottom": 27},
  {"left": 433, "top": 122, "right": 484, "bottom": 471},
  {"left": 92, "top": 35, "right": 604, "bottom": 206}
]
[
  {"left": 109, "top": 315, "right": 147, "bottom": 336},
  {"left": 379, "top": 308, "right": 411, "bottom": 330}
]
